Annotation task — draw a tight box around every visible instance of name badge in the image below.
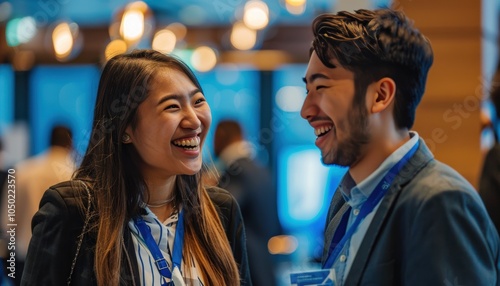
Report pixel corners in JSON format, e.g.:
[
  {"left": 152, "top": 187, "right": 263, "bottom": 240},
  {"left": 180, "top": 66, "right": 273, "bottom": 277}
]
[{"left": 290, "top": 269, "right": 336, "bottom": 286}]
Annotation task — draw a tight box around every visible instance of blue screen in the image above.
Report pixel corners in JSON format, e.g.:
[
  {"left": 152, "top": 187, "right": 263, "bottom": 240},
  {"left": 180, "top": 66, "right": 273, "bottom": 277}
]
[
  {"left": 195, "top": 65, "right": 261, "bottom": 163},
  {"left": 0, "top": 65, "right": 14, "bottom": 135},
  {"left": 30, "top": 65, "right": 99, "bottom": 157}
]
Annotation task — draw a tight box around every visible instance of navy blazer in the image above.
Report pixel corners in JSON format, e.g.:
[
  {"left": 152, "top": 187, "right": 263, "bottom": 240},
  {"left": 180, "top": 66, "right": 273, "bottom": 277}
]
[{"left": 323, "top": 138, "right": 500, "bottom": 285}]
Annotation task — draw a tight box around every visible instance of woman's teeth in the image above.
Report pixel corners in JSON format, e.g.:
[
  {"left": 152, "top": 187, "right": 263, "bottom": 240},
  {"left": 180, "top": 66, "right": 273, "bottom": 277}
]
[{"left": 173, "top": 137, "right": 200, "bottom": 148}]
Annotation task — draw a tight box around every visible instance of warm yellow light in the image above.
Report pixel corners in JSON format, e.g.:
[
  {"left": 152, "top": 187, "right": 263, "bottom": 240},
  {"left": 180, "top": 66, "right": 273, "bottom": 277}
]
[
  {"left": 12, "top": 50, "right": 35, "bottom": 71},
  {"left": 286, "top": 0, "right": 306, "bottom": 6},
  {"left": 108, "top": 21, "right": 121, "bottom": 39},
  {"left": 286, "top": 0, "right": 306, "bottom": 15},
  {"left": 120, "top": 9, "right": 144, "bottom": 41},
  {"left": 52, "top": 22, "right": 74, "bottom": 60},
  {"left": 191, "top": 46, "right": 217, "bottom": 72},
  {"left": 152, "top": 29, "right": 177, "bottom": 53},
  {"left": 127, "top": 1, "right": 148, "bottom": 13},
  {"left": 268, "top": 235, "right": 298, "bottom": 255},
  {"left": 105, "top": 39, "right": 128, "bottom": 61},
  {"left": 167, "top": 22, "right": 187, "bottom": 41},
  {"left": 243, "top": 0, "right": 269, "bottom": 30},
  {"left": 230, "top": 22, "right": 257, "bottom": 51}
]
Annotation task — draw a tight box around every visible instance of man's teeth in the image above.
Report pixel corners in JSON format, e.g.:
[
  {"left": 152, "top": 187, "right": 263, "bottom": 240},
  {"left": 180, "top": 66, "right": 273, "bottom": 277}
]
[
  {"left": 314, "top": 126, "right": 333, "bottom": 136},
  {"left": 173, "top": 137, "right": 200, "bottom": 147}
]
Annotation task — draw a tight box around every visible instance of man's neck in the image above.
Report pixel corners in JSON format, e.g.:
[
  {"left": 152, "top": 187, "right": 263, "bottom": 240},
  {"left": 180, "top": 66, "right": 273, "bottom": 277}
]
[{"left": 349, "top": 129, "right": 410, "bottom": 184}]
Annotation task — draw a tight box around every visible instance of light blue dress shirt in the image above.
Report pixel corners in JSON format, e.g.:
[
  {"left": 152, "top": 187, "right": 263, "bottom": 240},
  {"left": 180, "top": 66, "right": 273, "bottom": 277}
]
[{"left": 332, "top": 132, "right": 420, "bottom": 285}]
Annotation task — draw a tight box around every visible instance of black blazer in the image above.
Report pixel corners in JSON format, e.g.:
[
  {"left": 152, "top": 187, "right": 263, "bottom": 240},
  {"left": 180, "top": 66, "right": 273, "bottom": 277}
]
[{"left": 21, "top": 181, "right": 251, "bottom": 286}]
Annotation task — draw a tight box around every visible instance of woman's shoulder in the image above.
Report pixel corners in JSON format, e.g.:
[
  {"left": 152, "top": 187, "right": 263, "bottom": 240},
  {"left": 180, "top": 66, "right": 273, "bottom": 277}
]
[
  {"left": 48, "top": 180, "right": 90, "bottom": 199},
  {"left": 205, "top": 186, "right": 244, "bottom": 226},
  {"left": 42, "top": 180, "right": 93, "bottom": 214},
  {"left": 205, "top": 186, "right": 236, "bottom": 207}
]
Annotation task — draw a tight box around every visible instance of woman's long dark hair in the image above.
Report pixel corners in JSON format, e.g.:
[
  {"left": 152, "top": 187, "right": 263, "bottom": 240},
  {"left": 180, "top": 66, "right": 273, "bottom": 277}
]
[{"left": 74, "top": 50, "right": 239, "bottom": 285}]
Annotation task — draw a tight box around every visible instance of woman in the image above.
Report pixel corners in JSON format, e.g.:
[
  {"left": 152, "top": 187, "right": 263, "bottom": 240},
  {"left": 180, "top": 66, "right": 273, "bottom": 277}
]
[{"left": 21, "top": 50, "right": 251, "bottom": 286}]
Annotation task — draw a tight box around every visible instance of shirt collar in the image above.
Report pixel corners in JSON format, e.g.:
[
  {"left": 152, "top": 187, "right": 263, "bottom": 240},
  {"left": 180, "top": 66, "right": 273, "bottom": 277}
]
[{"left": 341, "top": 131, "right": 420, "bottom": 208}]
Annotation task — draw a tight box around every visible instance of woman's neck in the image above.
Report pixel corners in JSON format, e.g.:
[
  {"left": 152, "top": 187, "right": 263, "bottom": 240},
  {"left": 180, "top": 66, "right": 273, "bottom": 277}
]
[{"left": 145, "top": 176, "right": 177, "bottom": 222}]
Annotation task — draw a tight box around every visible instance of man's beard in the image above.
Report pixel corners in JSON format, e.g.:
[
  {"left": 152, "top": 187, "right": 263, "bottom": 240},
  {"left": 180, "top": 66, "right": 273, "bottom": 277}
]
[{"left": 321, "top": 104, "right": 370, "bottom": 167}]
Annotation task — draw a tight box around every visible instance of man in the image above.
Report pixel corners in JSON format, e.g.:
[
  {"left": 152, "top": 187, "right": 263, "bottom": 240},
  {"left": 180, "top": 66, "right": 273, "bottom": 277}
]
[
  {"left": 301, "top": 9, "right": 500, "bottom": 285},
  {"left": 214, "top": 120, "right": 282, "bottom": 286}
]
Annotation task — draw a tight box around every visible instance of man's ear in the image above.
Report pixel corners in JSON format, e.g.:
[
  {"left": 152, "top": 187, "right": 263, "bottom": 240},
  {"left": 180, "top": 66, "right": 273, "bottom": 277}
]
[{"left": 370, "top": 77, "right": 396, "bottom": 114}]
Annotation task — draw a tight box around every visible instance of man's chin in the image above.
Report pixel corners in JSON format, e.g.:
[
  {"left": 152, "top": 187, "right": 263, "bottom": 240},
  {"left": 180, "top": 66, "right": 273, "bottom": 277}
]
[
  {"left": 321, "top": 156, "right": 341, "bottom": 167},
  {"left": 321, "top": 152, "right": 352, "bottom": 168},
  {"left": 322, "top": 161, "right": 349, "bottom": 168}
]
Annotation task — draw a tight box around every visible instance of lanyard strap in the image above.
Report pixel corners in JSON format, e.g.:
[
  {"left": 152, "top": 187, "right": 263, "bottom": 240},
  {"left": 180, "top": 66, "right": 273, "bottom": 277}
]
[
  {"left": 134, "top": 208, "right": 185, "bottom": 281},
  {"left": 323, "top": 141, "right": 419, "bottom": 269}
]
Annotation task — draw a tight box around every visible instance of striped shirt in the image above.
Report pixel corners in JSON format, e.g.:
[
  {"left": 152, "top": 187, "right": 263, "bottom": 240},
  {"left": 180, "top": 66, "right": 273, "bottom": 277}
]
[{"left": 128, "top": 207, "right": 205, "bottom": 286}]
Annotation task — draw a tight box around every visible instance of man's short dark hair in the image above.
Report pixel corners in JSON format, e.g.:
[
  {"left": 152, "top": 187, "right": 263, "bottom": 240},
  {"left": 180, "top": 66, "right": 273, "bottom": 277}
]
[
  {"left": 50, "top": 125, "right": 73, "bottom": 149},
  {"left": 311, "top": 8, "right": 434, "bottom": 129}
]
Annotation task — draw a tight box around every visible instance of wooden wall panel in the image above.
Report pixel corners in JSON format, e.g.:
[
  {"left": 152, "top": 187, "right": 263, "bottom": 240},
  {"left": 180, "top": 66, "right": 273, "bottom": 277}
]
[
  {"left": 395, "top": 0, "right": 480, "bottom": 30},
  {"left": 424, "top": 37, "right": 482, "bottom": 101},
  {"left": 396, "top": 0, "right": 482, "bottom": 187}
]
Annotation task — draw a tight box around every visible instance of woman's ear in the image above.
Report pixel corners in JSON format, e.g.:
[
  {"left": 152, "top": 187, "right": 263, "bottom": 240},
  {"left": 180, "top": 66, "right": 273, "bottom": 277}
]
[
  {"left": 370, "top": 77, "right": 396, "bottom": 114},
  {"left": 123, "top": 126, "right": 133, "bottom": 144}
]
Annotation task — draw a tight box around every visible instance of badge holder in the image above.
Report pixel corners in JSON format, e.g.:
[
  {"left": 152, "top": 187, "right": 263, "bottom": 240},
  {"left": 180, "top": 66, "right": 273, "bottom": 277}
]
[{"left": 290, "top": 268, "right": 336, "bottom": 286}]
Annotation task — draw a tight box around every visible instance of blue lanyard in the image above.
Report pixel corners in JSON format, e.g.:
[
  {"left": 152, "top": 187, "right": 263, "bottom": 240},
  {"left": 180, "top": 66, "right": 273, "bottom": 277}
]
[
  {"left": 323, "top": 141, "right": 419, "bottom": 269},
  {"left": 134, "top": 208, "right": 185, "bottom": 284}
]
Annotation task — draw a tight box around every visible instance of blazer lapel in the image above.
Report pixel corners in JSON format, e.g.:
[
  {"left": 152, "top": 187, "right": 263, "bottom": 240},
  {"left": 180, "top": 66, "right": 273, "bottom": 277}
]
[
  {"left": 344, "top": 138, "right": 434, "bottom": 285},
  {"left": 322, "top": 187, "right": 347, "bottom": 259}
]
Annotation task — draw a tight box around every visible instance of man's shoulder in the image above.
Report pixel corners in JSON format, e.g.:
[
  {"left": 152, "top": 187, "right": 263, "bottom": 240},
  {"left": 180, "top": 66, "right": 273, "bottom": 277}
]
[
  {"left": 407, "top": 160, "right": 474, "bottom": 192},
  {"left": 399, "top": 160, "right": 480, "bottom": 208}
]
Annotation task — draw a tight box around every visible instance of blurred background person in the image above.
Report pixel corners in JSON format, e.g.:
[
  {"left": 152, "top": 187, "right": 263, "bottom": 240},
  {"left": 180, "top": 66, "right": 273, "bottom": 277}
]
[
  {"left": 0, "top": 138, "right": 7, "bottom": 203},
  {"left": 0, "top": 137, "right": 12, "bottom": 286},
  {"left": 1, "top": 125, "right": 75, "bottom": 286},
  {"left": 479, "top": 66, "right": 500, "bottom": 235},
  {"left": 214, "top": 119, "right": 282, "bottom": 286}
]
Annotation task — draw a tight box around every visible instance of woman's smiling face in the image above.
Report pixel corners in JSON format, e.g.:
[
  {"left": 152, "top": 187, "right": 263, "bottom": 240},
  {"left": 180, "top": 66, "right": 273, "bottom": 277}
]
[{"left": 126, "top": 67, "right": 211, "bottom": 180}]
